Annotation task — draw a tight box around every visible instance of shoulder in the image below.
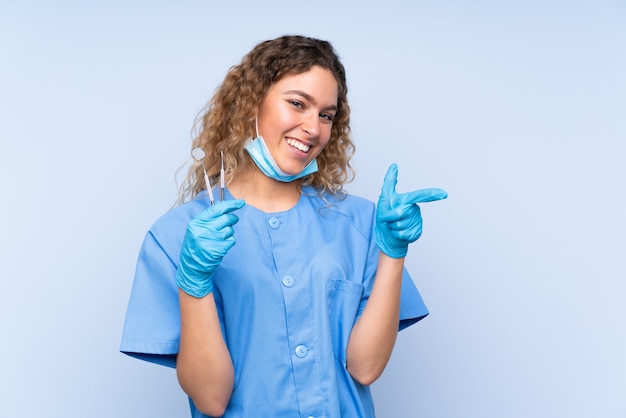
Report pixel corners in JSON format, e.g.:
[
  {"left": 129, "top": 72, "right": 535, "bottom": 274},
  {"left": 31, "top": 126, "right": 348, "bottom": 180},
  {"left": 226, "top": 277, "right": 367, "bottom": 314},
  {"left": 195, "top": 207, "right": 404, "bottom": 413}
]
[{"left": 149, "top": 195, "right": 211, "bottom": 249}]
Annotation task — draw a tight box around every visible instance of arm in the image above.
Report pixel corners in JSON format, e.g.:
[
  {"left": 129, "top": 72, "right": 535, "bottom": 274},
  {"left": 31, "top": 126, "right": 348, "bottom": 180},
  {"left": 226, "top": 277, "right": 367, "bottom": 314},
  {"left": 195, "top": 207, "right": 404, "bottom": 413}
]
[
  {"left": 177, "top": 290, "right": 233, "bottom": 416},
  {"left": 346, "top": 254, "right": 404, "bottom": 385},
  {"left": 173, "top": 199, "right": 245, "bottom": 416},
  {"left": 346, "top": 164, "right": 447, "bottom": 385}
]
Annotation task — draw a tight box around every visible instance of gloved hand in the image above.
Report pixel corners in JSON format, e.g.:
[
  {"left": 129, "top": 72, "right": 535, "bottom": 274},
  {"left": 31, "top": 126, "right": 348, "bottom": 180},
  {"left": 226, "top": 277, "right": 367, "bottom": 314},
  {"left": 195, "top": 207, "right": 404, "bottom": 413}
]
[
  {"left": 176, "top": 199, "right": 246, "bottom": 298},
  {"left": 375, "top": 164, "right": 447, "bottom": 258}
]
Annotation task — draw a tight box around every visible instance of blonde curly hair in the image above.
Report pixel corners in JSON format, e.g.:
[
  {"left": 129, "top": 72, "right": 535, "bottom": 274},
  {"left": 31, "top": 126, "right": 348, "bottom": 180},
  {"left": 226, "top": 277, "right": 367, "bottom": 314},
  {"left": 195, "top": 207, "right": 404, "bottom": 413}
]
[{"left": 177, "top": 35, "right": 355, "bottom": 204}]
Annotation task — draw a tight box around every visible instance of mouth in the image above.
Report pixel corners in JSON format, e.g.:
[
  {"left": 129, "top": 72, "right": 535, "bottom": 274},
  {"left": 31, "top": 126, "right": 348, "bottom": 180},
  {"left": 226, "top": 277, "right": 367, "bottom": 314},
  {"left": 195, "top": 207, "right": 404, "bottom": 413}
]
[{"left": 286, "top": 138, "right": 311, "bottom": 154}]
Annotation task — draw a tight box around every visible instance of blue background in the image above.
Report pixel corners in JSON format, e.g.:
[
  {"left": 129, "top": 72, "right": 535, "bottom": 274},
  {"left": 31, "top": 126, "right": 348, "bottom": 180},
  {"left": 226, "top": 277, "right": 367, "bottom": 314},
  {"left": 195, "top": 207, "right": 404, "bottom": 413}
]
[{"left": 1, "top": 1, "right": 624, "bottom": 417}]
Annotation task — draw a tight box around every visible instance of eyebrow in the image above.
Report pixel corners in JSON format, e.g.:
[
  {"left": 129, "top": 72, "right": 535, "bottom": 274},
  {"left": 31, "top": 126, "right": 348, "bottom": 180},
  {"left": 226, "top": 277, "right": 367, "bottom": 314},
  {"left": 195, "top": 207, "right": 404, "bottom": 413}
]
[{"left": 285, "top": 90, "right": 338, "bottom": 112}]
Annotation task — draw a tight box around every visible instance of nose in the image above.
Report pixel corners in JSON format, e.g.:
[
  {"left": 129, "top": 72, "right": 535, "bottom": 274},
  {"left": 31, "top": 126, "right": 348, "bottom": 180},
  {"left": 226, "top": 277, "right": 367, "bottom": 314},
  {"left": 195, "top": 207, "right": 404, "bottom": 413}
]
[{"left": 301, "top": 111, "right": 320, "bottom": 138}]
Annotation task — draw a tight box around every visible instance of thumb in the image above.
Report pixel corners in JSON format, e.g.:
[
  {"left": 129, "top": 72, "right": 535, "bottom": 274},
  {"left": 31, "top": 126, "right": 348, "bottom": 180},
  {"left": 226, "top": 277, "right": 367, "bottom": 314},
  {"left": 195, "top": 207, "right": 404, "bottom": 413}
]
[
  {"left": 207, "top": 199, "right": 246, "bottom": 217},
  {"left": 380, "top": 163, "right": 399, "bottom": 203}
]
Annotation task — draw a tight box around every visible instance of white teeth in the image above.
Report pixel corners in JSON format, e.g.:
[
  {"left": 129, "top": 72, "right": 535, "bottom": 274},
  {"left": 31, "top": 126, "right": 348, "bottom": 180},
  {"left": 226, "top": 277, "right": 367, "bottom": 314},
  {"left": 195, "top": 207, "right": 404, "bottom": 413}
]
[{"left": 286, "top": 138, "right": 310, "bottom": 153}]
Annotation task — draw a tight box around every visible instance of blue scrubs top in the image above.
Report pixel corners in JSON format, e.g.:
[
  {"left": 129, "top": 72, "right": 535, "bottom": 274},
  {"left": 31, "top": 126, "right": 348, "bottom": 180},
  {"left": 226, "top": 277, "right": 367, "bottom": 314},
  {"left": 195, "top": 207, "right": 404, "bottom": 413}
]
[{"left": 121, "top": 186, "right": 428, "bottom": 417}]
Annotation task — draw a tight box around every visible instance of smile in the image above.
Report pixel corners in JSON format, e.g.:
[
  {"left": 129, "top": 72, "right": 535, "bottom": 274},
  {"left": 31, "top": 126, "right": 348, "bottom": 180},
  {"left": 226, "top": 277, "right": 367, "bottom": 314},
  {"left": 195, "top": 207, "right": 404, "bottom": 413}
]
[{"left": 286, "top": 138, "right": 311, "bottom": 153}]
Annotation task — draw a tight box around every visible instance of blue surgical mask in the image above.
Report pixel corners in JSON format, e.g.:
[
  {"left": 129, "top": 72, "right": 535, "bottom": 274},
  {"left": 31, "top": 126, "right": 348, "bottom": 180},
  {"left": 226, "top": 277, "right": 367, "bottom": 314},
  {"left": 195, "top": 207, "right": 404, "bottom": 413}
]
[{"left": 244, "top": 136, "right": 319, "bottom": 182}]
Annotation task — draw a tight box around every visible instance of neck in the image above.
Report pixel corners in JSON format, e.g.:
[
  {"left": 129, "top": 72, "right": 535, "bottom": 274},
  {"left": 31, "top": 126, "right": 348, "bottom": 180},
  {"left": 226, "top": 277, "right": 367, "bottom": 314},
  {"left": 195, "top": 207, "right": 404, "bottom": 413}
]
[{"left": 228, "top": 164, "right": 302, "bottom": 213}]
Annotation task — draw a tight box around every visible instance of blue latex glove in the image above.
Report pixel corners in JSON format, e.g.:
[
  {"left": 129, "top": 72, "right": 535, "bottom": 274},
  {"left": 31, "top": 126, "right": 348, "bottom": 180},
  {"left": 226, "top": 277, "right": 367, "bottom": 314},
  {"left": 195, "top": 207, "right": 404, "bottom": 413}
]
[
  {"left": 375, "top": 164, "right": 447, "bottom": 258},
  {"left": 176, "top": 199, "right": 246, "bottom": 298}
]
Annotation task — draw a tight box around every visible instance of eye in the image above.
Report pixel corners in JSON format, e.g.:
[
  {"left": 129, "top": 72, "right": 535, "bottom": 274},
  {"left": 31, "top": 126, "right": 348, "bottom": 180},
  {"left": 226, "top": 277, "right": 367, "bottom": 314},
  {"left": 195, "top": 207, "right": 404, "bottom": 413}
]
[
  {"left": 289, "top": 100, "right": 304, "bottom": 108},
  {"left": 320, "top": 112, "right": 335, "bottom": 122}
]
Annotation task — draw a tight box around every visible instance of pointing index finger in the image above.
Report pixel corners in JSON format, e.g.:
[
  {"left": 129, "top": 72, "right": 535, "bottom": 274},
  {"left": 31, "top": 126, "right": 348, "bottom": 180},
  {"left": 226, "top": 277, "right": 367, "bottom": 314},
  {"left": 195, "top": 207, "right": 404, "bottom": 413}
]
[{"left": 397, "top": 188, "right": 448, "bottom": 205}]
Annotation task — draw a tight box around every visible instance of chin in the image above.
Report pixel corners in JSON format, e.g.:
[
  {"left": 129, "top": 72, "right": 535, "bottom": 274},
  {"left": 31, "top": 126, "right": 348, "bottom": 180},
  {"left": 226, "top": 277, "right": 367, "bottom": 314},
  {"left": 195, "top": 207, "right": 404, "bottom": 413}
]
[{"left": 280, "top": 162, "right": 309, "bottom": 175}]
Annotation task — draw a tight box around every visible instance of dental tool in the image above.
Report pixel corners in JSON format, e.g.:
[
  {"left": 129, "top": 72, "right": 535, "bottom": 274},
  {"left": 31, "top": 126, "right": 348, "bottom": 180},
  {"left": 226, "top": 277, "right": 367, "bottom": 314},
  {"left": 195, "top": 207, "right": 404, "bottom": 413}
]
[
  {"left": 220, "top": 150, "right": 225, "bottom": 202},
  {"left": 191, "top": 147, "right": 215, "bottom": 206}
]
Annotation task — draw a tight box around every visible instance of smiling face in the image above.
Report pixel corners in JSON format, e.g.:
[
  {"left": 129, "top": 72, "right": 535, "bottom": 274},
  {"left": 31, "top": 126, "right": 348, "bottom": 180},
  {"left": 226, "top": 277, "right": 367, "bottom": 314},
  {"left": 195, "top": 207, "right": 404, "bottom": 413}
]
[{"left": 256, "top": 65, "right": 339, "bottom": 177}]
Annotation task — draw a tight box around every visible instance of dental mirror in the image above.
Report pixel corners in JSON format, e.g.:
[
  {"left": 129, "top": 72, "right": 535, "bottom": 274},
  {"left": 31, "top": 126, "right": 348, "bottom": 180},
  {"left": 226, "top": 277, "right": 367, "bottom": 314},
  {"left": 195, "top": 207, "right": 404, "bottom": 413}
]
[
  {"left": 191, "top": 147, "right": 215, "bottom": 205},
  {"left": 191, "top": 147, "right": 206, "bottom": 161}
]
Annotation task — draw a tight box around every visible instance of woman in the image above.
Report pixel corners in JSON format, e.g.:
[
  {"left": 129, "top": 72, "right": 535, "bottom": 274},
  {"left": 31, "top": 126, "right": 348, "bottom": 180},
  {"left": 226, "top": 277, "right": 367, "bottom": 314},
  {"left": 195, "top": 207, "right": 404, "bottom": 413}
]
[{"left": 121, "top": 35, "right": 447, "bottom": 417}]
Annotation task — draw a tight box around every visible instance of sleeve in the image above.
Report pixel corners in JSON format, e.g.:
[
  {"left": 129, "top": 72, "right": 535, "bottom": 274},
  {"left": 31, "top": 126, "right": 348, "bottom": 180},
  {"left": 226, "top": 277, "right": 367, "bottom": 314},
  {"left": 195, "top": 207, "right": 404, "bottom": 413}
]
[
  {"left": 363, "top": 245, "right": 429, "bottom": 331},
  {"left": 354, "top": 197, "right": 429, "bottom": 331},
  {"left": 120, "top": 231, "right": 181, "bottom": 368},
  {"left": 398, "top": 267, "right": 429, "bottom": 331}
]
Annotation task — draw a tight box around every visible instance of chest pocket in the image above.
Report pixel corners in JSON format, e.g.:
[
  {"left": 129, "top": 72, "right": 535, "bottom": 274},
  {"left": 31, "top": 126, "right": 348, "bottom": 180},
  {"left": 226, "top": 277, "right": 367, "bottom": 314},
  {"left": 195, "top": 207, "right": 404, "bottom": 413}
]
[{"left": 326, "top": 279, "right": 364, "bottom": 362}]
